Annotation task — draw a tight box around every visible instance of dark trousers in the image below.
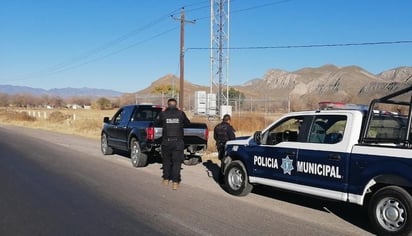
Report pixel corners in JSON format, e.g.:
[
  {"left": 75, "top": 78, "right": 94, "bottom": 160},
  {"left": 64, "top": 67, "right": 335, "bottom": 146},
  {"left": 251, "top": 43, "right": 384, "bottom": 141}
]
[
  {"left": 217, "top": 145, "right": 225, "bottom": 161},
  {"left": 217, "top": 145, "right": 226, "bottom": 182},
  {"left": 162, "top": 140, "right": 184, "bottom": 183}
]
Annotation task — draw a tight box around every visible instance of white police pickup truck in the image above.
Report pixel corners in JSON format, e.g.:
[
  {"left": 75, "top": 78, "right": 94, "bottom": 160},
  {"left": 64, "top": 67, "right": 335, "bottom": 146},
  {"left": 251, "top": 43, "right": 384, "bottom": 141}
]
[{"left": 222, "top": 86, "right": 412, "bottom": 235}]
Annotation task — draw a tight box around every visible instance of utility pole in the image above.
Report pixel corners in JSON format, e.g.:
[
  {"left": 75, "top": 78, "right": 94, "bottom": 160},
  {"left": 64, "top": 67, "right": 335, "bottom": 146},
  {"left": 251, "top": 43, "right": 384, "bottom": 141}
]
[{"left": 173, "top": 8, "right": 195, "bottom": 110}]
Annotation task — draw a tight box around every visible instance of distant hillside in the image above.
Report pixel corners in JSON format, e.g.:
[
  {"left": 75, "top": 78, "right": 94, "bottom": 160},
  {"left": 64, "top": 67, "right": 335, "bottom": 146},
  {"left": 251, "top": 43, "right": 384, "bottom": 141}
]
[
  {"left": 0, "top": 85, "right": 123, "bottom": 98},
  {"left": 3, "top": 65, "right": 412, "bottom": 111},
  {"left": 124, "top": 74, "right": 209, "bottom": 106},
  {"left": 130, "top": 65, "right": 412, "bottom": 110},
  {"left": 235, "top": 65, "right": 412, "bottom": 108}
]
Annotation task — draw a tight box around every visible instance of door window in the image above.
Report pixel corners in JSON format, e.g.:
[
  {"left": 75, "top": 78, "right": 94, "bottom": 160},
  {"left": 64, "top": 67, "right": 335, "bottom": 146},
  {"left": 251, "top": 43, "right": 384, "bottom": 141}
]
[
  {"left": 113, "top": 109, "right": 126, "bottom": 124},
  {"left": 263, "top": 116, "right": 305, "bottom": 145},
  {"left": 308, "top": 115, "right": 347, "bottom": 144}
]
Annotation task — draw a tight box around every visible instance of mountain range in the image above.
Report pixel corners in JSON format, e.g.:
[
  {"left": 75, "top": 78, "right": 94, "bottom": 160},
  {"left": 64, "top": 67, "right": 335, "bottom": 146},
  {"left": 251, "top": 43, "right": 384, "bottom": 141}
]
[
  {"left": 2, "top": 65, "right": 412, "bottom": 109},
  {"left": 133, "top": 65, "right": 412, "bottom": 110},
  {"left": 240, "top": 65, "right": 412, "bottom": 107},
  {"left": 0, "top": 85, "right": 122, "bottom": 98}
]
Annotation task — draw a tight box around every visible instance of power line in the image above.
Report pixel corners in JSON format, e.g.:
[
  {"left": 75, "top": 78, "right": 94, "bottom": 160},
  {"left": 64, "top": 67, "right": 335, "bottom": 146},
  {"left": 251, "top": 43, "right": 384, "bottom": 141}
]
[
  {"left": 31, "top": 1, "right": 213, "bottom": 78},
  {"left": 231, "top": 0, "right": 292, "bottom": 14},
  {"left": 193, "top": 0, "right": 292, "bottom": 21},
  {"left": 49, "top": 26, "right": 179, "bottom": 75},
  {"left": 66, "top": 0, "right": 293, "bottom": 72},
  {"left": 6, "top": 8, "right": 184, "bottom": 82},
  {"left": 7, "top": 0, "right": 295, "bottom": 82},
  {"left": 187, "top": 40, "right": 412, "bottom": 51}
]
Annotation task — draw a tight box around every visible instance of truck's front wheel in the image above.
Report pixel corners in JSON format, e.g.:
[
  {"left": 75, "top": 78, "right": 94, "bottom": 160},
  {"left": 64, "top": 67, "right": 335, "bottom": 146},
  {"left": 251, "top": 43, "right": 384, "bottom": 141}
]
[
  {"left": 369, "top": 186, "right": 412, "bottom": 235},
  {"left": 224, "top": 161, "right": 253, "bottom": 196},
  {"left": 101, "top": 133, "right": 113, "bottom": 155},
  {"left": 130, "top": 138, "right": 147, "bottom": 167}
]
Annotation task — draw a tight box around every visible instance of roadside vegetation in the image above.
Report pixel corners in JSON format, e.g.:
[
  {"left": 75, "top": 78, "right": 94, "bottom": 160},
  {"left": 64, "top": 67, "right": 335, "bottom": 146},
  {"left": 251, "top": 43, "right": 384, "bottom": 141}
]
[
  {"left": 0, "top": 107, "right": 281, "bottom": 152},
  {"left": 0, "top": 88, "right": 285, "bottom": 153}
]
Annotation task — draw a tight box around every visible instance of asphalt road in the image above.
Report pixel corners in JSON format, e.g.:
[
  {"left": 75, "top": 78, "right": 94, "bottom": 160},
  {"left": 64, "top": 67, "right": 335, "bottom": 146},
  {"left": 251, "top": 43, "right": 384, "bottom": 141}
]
[{"left": 0, "top": 125, "right": 374, "bottom": 236}]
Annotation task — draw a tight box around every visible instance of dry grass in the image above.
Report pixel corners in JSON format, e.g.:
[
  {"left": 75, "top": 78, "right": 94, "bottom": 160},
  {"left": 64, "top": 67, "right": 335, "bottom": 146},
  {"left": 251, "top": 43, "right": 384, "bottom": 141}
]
[
  {"left": 0, "top": 108, "right": 114, "bottom": 139},
  {"left": 0, "top": 109, "right": 37, "bottom": 122},
  {"left": 0, "top": 108, "right": 283, "bottom": 152},
  {"left": 191, "top": 112, "right": 282, "bottom": 152}
]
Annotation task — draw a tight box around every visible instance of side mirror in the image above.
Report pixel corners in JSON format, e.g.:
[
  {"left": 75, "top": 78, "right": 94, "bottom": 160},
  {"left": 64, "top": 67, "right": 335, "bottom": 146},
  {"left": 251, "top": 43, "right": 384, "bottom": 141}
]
[
  {"left": 253, "top": 131, "right": 262, "bottom": 145},
  {"left": 103, "top": 117, "right": 110, "bottom": 124}
]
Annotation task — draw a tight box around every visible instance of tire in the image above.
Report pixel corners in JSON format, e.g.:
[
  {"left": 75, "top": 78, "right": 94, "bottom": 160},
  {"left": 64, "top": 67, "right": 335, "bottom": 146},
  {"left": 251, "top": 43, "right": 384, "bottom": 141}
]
[
  {"left": 183, "top": 156, "right": 200, "bottom": 166},
  {"left": 101, "top": 133, "right": 113, "bottom": 155},
  {"left": 224, "top": 160, "right": 253, "bottom": 196},
  {"left": 368, "top": 186, "right": 412, "bottom": 236},
  {"left": 130, "top": 138, "right": 148, "bottom": 167}
]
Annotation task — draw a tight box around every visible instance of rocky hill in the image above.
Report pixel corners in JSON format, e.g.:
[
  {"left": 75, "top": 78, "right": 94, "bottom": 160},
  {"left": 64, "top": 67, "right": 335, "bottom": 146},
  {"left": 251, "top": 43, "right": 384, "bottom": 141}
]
[
  {"left": 131, "top": 65, "right": 412, "bottom": 110},
  {"left": 231, "top": 65, "right": 412, "bottom": 108}
]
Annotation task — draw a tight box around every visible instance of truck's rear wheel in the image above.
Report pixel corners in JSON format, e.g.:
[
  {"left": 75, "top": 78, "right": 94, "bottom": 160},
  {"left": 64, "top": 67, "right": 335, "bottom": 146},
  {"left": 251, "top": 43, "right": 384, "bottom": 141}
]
[
  {"left": 130, "top": 138, "right": 147, "bottom": 167},
  {"left": 224, "top": 160, "right": 253, "bottom": 196},
  {"left": 101, "top": 133, "right": 113, "bottom": 155},
  {"left": 369, "top": 186, "right": 412, "bottom": 235},
  {"left": 183, "top": 156, "right": 200, "bottom": 166}
]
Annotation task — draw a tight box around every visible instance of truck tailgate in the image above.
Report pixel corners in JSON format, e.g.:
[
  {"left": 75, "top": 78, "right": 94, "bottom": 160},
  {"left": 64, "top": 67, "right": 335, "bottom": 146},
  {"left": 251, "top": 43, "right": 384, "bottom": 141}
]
[{"left": 153, "top": 122, "right": 208, "bottom": 145}]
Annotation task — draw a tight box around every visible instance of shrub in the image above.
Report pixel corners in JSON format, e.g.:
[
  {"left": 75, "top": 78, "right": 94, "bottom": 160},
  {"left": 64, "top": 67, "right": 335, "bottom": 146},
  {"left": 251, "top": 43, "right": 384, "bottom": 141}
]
[
  {"left": 13, "top": 111, "right": 37, "bottom": 122},
  {"left": 48, "top": 111, "right": 70, "bottom": 123},
  {"left": 74, "top": 119, "right": 101, "bottom": 133}
]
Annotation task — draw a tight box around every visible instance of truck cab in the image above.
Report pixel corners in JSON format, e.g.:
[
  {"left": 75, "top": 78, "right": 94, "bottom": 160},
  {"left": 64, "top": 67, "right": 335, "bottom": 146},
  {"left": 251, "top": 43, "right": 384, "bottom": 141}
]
[
  {"left": 103, "top": 105, "right": 161, "bottom": 152},
  {"left": 225, "top": 109, "right": 364, "bottom": 200}
]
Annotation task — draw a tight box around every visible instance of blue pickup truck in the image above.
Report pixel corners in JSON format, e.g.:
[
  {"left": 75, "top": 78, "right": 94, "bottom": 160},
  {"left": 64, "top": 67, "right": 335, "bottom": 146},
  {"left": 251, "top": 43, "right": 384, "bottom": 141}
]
[
  {"left": 101, "top": 104, "right": 208, "bottom": 167},
  {"left": 222, "top": 86, "right": 412, "bottom": 235}
]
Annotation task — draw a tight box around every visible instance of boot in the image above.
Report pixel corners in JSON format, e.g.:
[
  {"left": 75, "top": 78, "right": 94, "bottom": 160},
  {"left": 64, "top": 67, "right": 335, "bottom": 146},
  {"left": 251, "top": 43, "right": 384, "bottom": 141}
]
[
  {"left": 162, "top": 179, "right": 169, "bottom": 186},
  {"left": 172, "top": 182, "right": 179, "bottom": 190}
]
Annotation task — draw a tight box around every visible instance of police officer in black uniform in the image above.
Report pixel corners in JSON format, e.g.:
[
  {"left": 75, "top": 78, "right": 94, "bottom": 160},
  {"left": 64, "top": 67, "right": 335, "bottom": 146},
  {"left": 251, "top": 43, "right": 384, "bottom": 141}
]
[
  {"left": 155, "top": 98, "right": 190, "bottom": 190},
  {"left": 214, "top": 114, "right": 236, "bottom": 177}
]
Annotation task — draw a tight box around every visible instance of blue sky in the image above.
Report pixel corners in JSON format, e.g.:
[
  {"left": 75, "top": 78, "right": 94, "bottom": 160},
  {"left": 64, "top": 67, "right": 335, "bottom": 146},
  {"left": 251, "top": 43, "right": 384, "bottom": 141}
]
[{"left": 1, "top": 0, "right": 411, "bottom": 93}]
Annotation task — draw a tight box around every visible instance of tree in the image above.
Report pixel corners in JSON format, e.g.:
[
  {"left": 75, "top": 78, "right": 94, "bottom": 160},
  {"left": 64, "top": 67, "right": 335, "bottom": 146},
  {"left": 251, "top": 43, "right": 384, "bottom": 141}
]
[
  {"left": 94, "top": 97, "right": 112, "bottom": 110},
  {"left": 52, "top": 96, "right": 65, "bottom": 108},
  {"left": 151, "top": 85, "right": 178, "bottom": 98},
  {"left": 0, "top": 93, "right": 9, "bottom": 107},
  {"left": 38, "top": 95, "right": 64, "bottom": 108},
  {"left": 11, "top": 94, "right": 29, "bottom": 107},
  {"left": 119, "top": 93, "right": 136, "bottom": 106},
  {"left": 225, "top": 87, "right": 245, "bottom": 108},
  {"left": 68, "top": 96, "right": 92, "bottom": 106}
]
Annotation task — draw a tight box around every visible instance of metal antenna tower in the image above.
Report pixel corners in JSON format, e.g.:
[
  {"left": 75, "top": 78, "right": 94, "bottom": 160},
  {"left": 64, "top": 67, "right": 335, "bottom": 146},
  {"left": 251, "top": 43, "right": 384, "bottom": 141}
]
[{"left": 210, "top": 0, "right": 230, "bottom": 112}]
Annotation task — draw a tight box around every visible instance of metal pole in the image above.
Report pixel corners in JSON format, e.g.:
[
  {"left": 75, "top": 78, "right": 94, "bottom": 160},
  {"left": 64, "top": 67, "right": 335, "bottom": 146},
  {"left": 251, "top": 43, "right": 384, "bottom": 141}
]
[{"left": 179, "top": 8, "right": 185, "bottom": 110}]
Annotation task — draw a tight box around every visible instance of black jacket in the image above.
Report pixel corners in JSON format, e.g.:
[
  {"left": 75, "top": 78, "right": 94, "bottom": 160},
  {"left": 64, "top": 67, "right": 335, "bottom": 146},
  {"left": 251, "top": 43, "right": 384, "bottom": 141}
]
[
  {"left": 214, "top": 122, "right": 235, "bottom": 147},
  {"left": 154, "top": 107, "right": 190, "bottom": 142}
]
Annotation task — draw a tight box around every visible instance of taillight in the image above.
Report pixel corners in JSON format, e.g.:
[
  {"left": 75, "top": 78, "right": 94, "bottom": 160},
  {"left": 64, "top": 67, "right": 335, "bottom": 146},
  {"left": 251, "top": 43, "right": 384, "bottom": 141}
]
[
  {"left": 205, "top": 128, "right": 209, "bottom": 141},
  {"left": 146, "top": 127, "right": 154, "bottom": 141}
]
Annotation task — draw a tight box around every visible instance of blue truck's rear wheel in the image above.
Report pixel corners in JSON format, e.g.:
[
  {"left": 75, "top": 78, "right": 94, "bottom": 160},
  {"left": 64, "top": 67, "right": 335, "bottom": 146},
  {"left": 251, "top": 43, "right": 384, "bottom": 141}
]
[
  {"left": 369, "top": 186, "right": 412, "bottom": 235},
  {"left": 224, "top": 160, "right": 253, "bottom": 196},
  {"left": 130, "top": 138, "right": 147, "bottom": 167},
  {"left": 183, "top": 156, "right": 200, "bottom": 166}
]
